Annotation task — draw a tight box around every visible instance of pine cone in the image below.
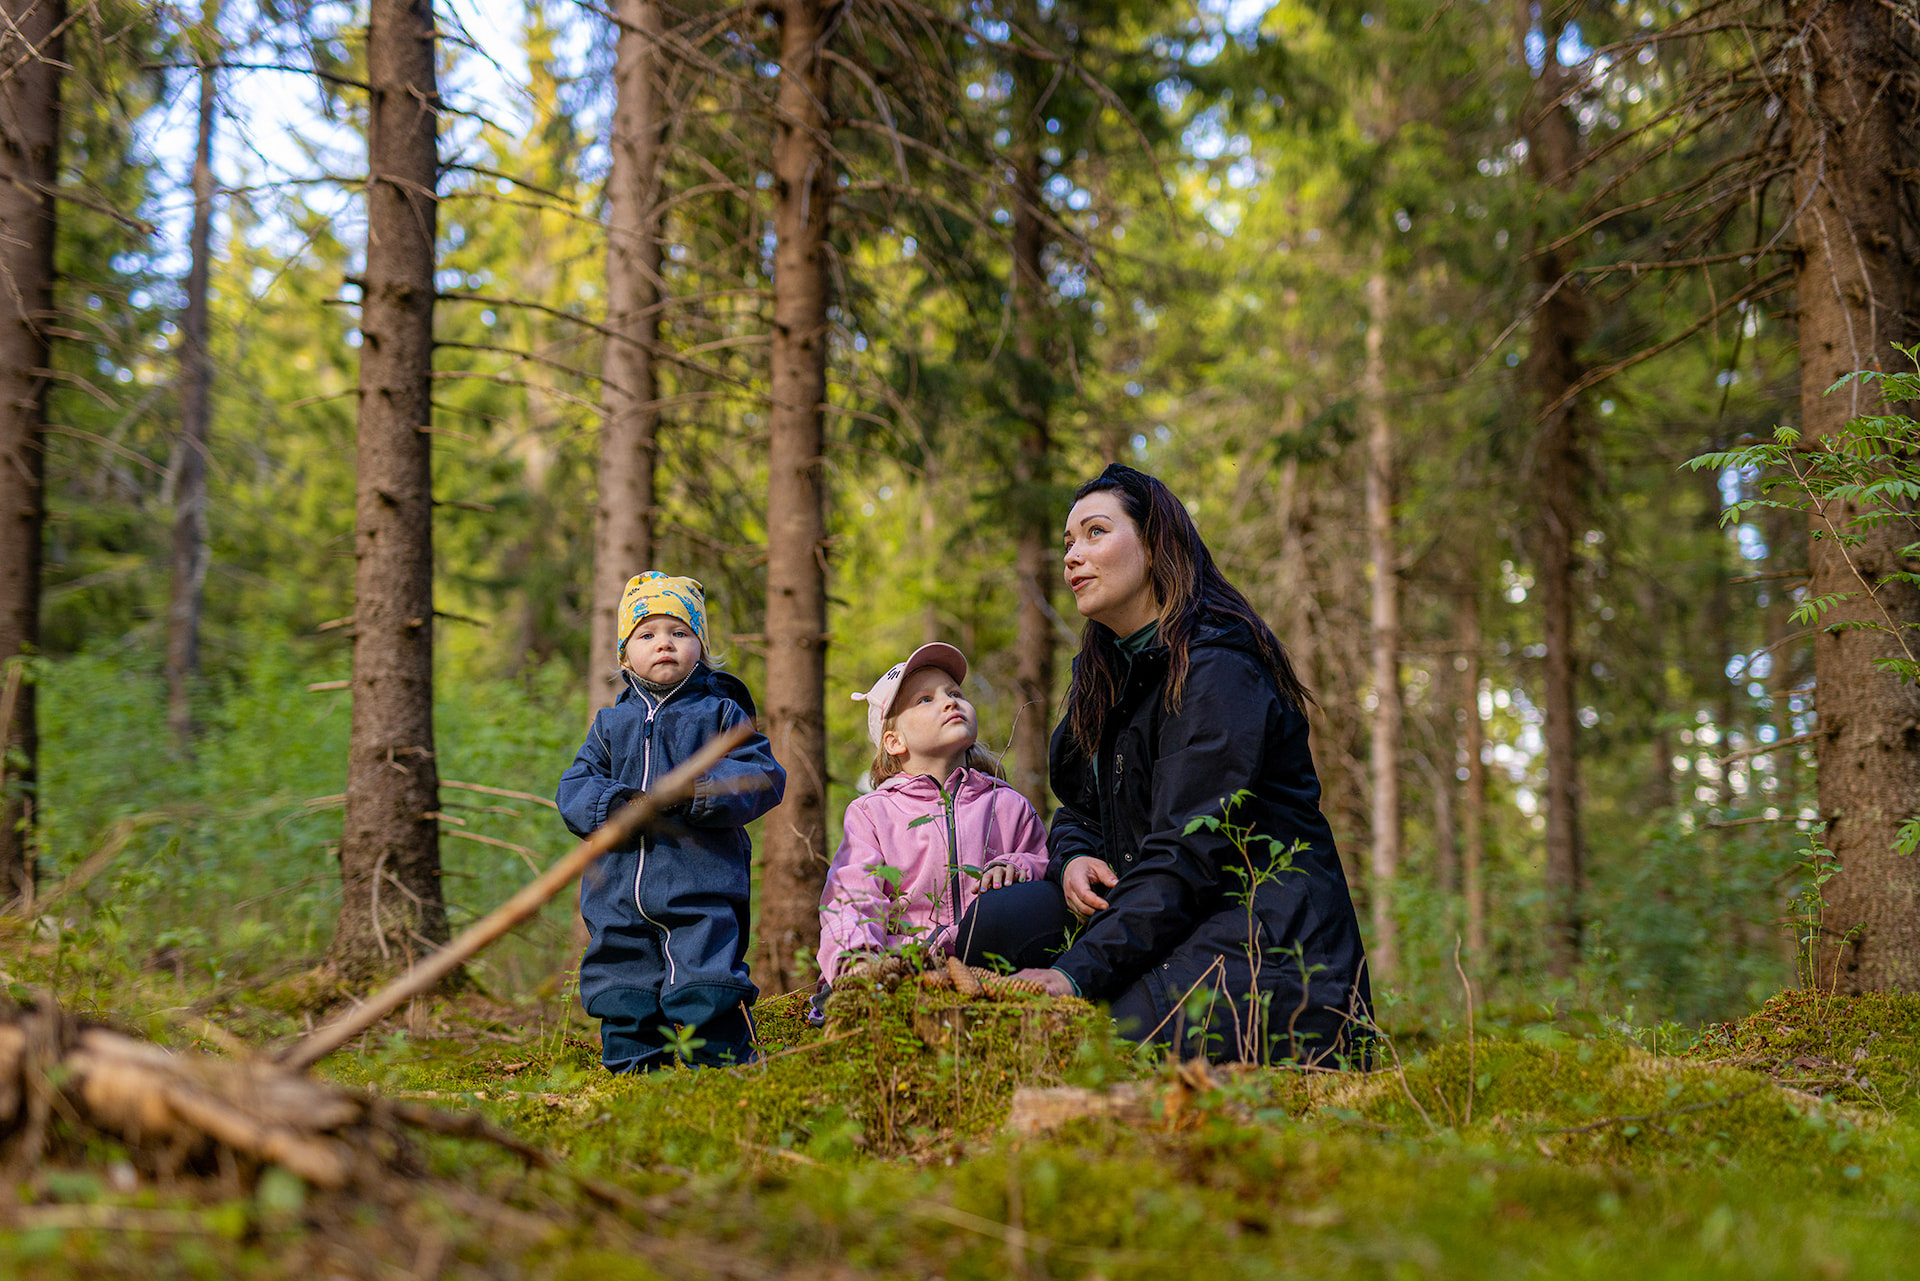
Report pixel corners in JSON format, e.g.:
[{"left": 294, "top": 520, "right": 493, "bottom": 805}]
[
  {"left": 945, "top": 955, "right": 985, "bottom": 996},
  {"left": 980, "top": 970, "right": 1046, "bottom": 998}
]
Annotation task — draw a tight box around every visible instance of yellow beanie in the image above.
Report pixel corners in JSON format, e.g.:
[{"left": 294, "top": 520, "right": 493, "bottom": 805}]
[{"left": 617, "top": 572, "right": 710, "bottom": 664}]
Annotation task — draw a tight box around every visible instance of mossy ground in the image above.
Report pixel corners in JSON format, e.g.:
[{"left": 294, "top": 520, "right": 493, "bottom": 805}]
[{"left": 11, "top": 951, "right": 1920, "bottom": 1278}]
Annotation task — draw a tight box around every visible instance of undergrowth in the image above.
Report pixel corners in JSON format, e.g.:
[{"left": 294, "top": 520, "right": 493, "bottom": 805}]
[{"left": 11, "top": 973, "right": 1920, "bottom": 1278}]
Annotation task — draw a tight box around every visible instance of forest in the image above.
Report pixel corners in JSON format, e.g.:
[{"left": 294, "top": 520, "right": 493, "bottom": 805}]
[{"left": 1, "top": 0, "right": 1919, "bottom": 1274}]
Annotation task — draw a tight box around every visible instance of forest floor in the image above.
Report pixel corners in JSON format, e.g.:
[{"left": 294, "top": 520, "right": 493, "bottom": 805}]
[{"left": 4, "top": 920, "right": 1920, "bottom": 1279}]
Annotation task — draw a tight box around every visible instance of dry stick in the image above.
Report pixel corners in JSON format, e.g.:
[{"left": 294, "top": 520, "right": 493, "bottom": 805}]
[
  {"left": 277, "top": 722, "right": 753, "bottom": 1073},
  {"left": 1453, "top": 934, "right": 1476, "bottom": 1127}
]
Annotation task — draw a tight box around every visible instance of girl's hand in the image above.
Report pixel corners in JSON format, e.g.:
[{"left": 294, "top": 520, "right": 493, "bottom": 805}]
[
  {"left": 1063, "top": 856, "right": 1118, "bottom": 917},
  {"left": 1012, "top": 967, "right": 1076, "bottom": 997},
  {"left": 977, "top": 862, "right": 1029, "bottom": 892}
]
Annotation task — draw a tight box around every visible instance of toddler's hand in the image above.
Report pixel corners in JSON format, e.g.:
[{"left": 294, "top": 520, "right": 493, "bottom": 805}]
[
  {"left": 977, "top": 862, "right": 1029, "bottom": 892},
  {"left": 1063, "top": 856, "right": 1118, "bottom": 917}
]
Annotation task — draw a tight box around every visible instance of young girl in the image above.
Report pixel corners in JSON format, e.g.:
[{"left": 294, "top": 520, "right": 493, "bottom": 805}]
[
  {"left": 557, "top": 572, "right": 786, "bottom": 1072},
  {"left": 815, "top": 643, "right": 1050, "bottom": 997}
]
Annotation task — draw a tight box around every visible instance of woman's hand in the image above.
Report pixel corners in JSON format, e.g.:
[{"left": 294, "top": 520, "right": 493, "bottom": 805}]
[
  {"left": 977, "top": 862, "right": 1030, "bottom": 892},
  {"left": 1011, "top": 967, "right": 1077, "bottom": 997},
  {"left": 1063, "top": 856, "right": 1118, "bottom": 917}
]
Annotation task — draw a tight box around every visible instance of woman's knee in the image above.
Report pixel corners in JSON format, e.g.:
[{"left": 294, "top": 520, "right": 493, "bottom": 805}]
[{"left": 954, "top": 879, "right": 1075, "bottom": 969}]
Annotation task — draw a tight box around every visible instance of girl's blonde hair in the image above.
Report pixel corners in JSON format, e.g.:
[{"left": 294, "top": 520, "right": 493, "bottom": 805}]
[{"left": 869, "top": 713, "right": 1005, "bottom": 787}]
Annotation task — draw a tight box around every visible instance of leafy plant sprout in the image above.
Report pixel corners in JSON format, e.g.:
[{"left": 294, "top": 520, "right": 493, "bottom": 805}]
[{"left": 1179, "top": 789, "right": 1309, "bottom": 1064}]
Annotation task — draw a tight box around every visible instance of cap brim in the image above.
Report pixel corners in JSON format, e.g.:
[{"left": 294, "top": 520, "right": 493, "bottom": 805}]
[{"left": 880, "top": 642, "right": 968, "bottom": 717}]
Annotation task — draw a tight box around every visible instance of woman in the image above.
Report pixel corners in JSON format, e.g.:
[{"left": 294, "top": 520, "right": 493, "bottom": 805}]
[{"left": 957, "top": 464, "right": 1371, "bottom": 1064}]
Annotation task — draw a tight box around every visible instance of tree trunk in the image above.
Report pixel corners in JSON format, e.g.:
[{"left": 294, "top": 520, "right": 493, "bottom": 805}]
[
  {"left": 1431, "top": 699, "right": 1458, "bottom": 894},
  {"left": 753, "top": 0, "right": 836, "bottom": 994},
  {"left": 1275, "top": 392, "right": 1364, "bottom": 892},
  {"left": 1010, "top": 104, "right": 1053, "bottom": 818},
  {"left": 0, "top": 0, "right": 62, "bottom": 909},
  {"left": 1363, "top": 264, "right": 1400, "bottom": 985},
  {"left": 167, "top": 4, "right": 220, "bottom": 749},
  {"left": 589, "top": 0, "right": 669, "bottom": 716},
  {"left": 331, "top": 0, "right": 447, "bottom": 978},
  {"left": 1460, "top": 588, "right": 1488, "bottom": 958},
  {"left": 1519, "top": 9, "right": 1589, "bottom": 978},
  {"left": 922, "top": 455, "right": 940, "bottom": 644},
  {"left": 1790, "top": 0, "right": 1920, "bottom": 994}
]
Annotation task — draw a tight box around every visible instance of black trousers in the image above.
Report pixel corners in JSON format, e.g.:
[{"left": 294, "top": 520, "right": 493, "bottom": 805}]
[
  {"left": 952, "top": 878, "right": 1077, "bottom": 970},
  {"left": 951, "top": 879, "right": 1360, "bottom": 1065}
]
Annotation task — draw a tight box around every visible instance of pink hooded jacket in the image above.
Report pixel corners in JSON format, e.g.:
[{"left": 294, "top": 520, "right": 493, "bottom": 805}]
[{"left": 817, "top": 767, "right": 1050, "bottom": 982}]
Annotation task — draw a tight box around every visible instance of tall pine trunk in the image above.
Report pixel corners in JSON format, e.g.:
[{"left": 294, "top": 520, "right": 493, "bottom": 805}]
[
  {"left": 589, "top": 0, "right": 668, "bottom": 715},
  {"left": 167, "top": 5, "right": 220, "bottom": 749},
  {"left": 1460, "top": 587, "right": 1488, "bottom": 958},
  {"left": 1363, "top": 264, "right": 1401, "bottom": 983},
  {"left": 1518, "top": 9, "right": 1589, "bottom": 977},
  {"left": 1791, "top": 1, "right": 1920, "bottom": 993},
  {"left": 331, "top": 0, "right": 447, "bottom": 977},
  {"left": 754, "top": 0, "right": 836, "bottom": 993},
  {"left": 0, "top": 0, "right": 62, "bottom": 909},
  {"left": 1009, "top": 91, "right": 1053, "bottom": 817}
]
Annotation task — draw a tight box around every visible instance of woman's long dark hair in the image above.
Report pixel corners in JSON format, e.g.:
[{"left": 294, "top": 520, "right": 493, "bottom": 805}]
[{"left": 1063, "top": 464, "right": 1313, "bottom": 760}]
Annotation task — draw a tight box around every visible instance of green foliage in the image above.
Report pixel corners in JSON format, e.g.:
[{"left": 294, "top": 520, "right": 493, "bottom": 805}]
[
  {"left": 1689, "top": 349, "right": 1920, "bottom": 684},
  {"left": 33, "top": 641, "right": 589, "bottom": 993}
]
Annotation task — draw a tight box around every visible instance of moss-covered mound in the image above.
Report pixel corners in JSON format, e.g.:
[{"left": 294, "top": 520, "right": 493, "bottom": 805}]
[
  {"left": 1689, "top": 989, "right": 1920, "bottom": 1116},
  {"left": 1307, "top": 1035, "right": 1880, "bottom": 1176},
  {"left": 495, "top": 976, "right": 1124, "bottom": 1173}
]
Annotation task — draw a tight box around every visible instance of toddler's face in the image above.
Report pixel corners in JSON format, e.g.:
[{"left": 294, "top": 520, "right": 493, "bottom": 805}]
[
  {"left": 624, "top": 614, "right": 702, "bottom": 685},
  {"left": 882, "top": 666, "right": 977, "bottom": 766}
]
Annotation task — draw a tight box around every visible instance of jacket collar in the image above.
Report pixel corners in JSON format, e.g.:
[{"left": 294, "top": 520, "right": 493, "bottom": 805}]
[
  {"left": 1111, "top": 614, "right": 1256, "bottom": 663},
  {"left": 874, "top": 766, "right": 1004, "bottom": 801},
  {"left": 612, "top": 661, "right": 759, "bottom": 716}
]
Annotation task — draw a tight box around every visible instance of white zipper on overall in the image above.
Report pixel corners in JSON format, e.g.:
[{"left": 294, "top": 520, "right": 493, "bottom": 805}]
[{"left": 629, "top": 675, "right": 692, "bottom": 986}]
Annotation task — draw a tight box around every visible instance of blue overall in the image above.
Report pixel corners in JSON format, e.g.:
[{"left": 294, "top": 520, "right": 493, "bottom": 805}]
[{"left": 556, "top": 666, "right": 785, "bottom": 1071}]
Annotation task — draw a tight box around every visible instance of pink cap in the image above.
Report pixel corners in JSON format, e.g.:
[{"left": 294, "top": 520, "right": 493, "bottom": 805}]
[{"left": 851, "top": 643, "right": 968, "bottom": 747}]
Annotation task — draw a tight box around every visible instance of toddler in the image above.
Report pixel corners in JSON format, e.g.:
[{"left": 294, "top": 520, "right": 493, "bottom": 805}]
[{"left": 557, "top": 572, "right": 786, "bottom": 1071}]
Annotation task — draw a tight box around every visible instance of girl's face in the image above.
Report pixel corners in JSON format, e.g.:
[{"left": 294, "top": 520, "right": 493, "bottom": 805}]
[
  {"left": 623, "top": 614, "right": 702, "bottom": 684},
  {"left": 1063, "top": 492, "right": 1159, "bottom": 634},
  {"left": 881, "top": 666, "right": 978, "bottom": 770}
]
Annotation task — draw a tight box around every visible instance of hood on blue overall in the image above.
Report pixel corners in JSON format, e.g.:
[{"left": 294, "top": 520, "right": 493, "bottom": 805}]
[{"left": 556, "top": 662, "right": 786, "bottom": 1032}]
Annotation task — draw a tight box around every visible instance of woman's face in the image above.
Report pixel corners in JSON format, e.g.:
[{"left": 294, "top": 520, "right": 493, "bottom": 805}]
[{"left": 1063, "top": 492, "right": 1159, "bottom": 634}]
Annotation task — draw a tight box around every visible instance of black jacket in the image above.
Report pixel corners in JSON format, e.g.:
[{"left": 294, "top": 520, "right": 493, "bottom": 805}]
[{"left": 1046, "top": 617, "right": 1372, "bottom": 1063}]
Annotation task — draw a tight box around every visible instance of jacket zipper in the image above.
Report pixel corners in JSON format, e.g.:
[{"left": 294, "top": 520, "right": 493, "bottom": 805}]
[
  {"left": 631, "top": 678, "right": 693, "bottom": 985},
  {"left": 941, "top": 781, "right": 962, "bottom": 932}
]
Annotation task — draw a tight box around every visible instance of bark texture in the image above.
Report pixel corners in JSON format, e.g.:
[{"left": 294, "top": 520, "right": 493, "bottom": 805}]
[
  {"left": 1790, "top": 0, "right": 1920, "bottom": 993},
  {"left": 754, "top": 0, "right": 836, "bottom": 993},
  {"left": 1010, "top": 109, "right": 1054, "bottom": 817},
  {"left": 1363, "top": 265, "right": 1400, "bottom": 983},
  {"left": 332, "top": 0, "right": 447, "bottom": 978},
  {"left": 1519, "top": 11, "right": 1589, "bottom": 977},
  {"left": 0, "top": 0, "right": 62, "bottom": 907},
  {"left": 1460, "top": 588, "right": 1488, "bottom": 958},
  {"left": 167, "top": 9, "right": 219, "bottom": 748},
  {"left": 589, "top": 0, "right": 669, "bottom": 715}
]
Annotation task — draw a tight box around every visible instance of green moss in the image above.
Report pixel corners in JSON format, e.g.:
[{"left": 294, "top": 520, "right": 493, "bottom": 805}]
[
  {"left": 482, "top": 977, "right": 1120, "bottom": 1172},
  {"left": 821, "top": 975, "right": 1114, "bottom": 1145},
  {"left": 1311, "top": 1035, "right": 1883, "bottom": 1176},
  {"left": 1689, "top": 990, "right": 1920, "bottom": 1116},
  {"left": 748, "top": 989, "right": 818, "bottom": 1054}
]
